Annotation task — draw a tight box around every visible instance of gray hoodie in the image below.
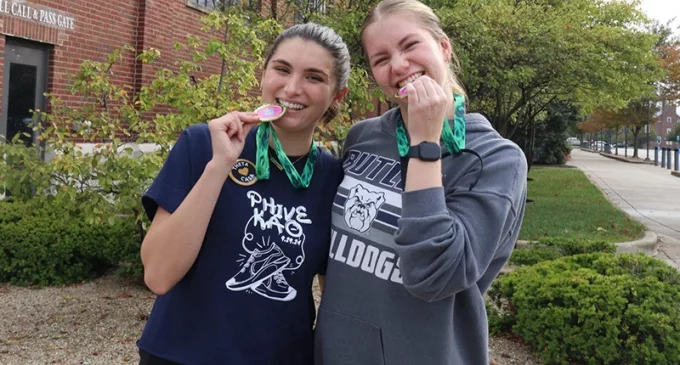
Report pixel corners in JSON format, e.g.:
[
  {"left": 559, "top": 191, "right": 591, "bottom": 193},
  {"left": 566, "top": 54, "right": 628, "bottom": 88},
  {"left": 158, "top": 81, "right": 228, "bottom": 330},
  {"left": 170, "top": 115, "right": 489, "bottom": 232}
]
[{"left": 315, "top": 108, "right": 527, "bottom": 365}]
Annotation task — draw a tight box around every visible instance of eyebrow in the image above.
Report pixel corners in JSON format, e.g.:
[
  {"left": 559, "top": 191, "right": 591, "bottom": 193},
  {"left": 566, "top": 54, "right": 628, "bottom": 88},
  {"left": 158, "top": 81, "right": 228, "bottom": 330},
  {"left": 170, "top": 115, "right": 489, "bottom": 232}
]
[
  {"left": 368, "top": 33, "right": 418, "bottom": 62},
  {"left": 271, "top": 59, "right": 329, "bottom": 77}
]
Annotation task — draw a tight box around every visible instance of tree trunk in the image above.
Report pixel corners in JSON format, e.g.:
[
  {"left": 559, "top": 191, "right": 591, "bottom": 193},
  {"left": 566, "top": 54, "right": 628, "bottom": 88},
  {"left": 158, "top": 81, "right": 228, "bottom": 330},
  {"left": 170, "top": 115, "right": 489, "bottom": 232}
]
[{"left": 632, "top": 126, "right": 642, "bottom": 158}]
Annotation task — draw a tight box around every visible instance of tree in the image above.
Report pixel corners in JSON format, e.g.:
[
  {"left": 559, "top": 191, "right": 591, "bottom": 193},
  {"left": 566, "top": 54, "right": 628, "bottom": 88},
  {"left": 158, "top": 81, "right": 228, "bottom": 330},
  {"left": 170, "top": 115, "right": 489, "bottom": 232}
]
[
  {"left": 578, "top": 107, "right": 618, "bottom": 147},
  {"left": 616, "top": 100, "right": 657, "bottom": 158},
  {"left": 580, "top": 101, "right": 659, "bottom": 157},
  {"left": 437, "top": 0, "right": 663, "bottom": 139},
  {"left": 658, "top": 36, "right": 680, "bottom": 101},
  {"left": 668, "top": 123, "right": 680, "bottom": 143},
  {"left": 514, "top": 101, "right": 580, "bottom": 166}
]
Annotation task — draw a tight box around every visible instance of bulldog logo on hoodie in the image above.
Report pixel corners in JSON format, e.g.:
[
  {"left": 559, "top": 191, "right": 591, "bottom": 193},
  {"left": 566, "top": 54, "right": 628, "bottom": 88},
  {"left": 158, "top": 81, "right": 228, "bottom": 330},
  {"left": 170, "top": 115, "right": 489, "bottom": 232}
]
[{"left": 343, "top": 184, "right": 386, "bottom": 233}]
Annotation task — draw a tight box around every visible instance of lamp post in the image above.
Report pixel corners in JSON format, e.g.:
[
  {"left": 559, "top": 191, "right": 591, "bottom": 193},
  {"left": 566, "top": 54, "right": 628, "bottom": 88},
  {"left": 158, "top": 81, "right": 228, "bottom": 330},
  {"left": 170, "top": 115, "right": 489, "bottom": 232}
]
[{"left": 645, "top": 99, "right": 651, "bottom": 161}]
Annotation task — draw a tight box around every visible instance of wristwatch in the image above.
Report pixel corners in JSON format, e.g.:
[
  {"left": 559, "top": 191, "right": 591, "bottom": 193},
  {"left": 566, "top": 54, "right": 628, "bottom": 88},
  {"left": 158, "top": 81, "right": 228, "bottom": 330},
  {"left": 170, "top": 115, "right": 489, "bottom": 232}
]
[{"left": 407, "top": 142, "right": 441, "bottom": 161}]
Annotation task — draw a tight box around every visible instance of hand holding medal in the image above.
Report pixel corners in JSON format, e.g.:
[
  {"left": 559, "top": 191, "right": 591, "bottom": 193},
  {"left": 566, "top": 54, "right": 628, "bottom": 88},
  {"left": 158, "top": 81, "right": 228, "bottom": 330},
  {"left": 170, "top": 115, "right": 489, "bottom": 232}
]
[
  {"left": 391, "top": 77, "right": 467, "bottom": 158},
  {"left": 208, "top": 111, "right": 260, "bottom": 172}
]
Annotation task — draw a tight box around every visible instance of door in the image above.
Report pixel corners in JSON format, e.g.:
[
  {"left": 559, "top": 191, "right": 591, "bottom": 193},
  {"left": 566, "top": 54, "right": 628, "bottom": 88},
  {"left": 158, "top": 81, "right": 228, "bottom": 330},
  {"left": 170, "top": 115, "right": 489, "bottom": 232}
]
[{"left": 0, "top": 38, "right": 48, "bottom": 147}]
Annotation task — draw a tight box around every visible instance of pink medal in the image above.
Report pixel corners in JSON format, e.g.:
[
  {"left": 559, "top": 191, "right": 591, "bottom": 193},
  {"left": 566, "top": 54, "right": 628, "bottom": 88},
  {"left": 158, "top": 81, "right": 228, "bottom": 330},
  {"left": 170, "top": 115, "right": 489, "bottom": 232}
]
[
  {"left": 394, "top": 86, "right": 408, "bottom": 99},
  {"left": 254, "top": 104, "right": 287, "bottom": 122}
]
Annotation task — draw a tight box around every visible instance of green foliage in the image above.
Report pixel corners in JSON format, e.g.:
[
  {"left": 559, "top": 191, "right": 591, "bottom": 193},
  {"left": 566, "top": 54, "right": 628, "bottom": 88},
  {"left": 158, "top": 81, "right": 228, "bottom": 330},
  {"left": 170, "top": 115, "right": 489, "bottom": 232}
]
[
  {"left": 0, "top": 200, "right": 139, "bottom": 286},
  {"left": 489, "top": 253, "right": 680, "bottom": 364},
  {"left": 510, "top": 237, "right": 615, "bottom": 267},
  {"left": 438, "top": 0, "right": 663, "bottom": 137},
  {"left": 0, "top": 12, "right": 282, "bottom": 226},
  {"left": 513, "top": 101, "right": 580, "bottom": 165}
]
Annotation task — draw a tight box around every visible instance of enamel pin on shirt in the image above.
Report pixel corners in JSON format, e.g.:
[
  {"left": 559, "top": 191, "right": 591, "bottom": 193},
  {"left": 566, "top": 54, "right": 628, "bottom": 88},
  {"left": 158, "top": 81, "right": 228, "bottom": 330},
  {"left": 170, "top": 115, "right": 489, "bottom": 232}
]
[{"left": 255, "top": 104, "right": 287, "bottom": 122}]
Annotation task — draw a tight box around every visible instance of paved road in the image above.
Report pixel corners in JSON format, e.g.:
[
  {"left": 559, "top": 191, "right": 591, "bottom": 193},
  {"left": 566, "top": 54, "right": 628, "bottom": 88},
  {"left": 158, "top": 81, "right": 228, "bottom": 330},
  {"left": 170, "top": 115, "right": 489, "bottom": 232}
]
[{"left": 568, "top": 149, "right": 680, "bottom": 269}]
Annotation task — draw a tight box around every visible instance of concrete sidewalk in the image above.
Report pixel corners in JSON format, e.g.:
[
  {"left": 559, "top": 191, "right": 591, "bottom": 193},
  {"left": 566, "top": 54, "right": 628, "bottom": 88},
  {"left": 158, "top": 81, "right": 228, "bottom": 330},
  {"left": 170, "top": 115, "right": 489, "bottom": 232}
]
[{"left": 568, "top": 149, "right": 680, "bottom": 269}]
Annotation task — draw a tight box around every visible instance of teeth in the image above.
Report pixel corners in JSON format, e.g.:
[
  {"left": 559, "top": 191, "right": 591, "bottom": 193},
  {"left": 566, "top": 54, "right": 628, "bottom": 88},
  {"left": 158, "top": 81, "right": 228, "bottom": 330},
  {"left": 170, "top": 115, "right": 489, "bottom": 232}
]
[
  {"left": 278, "top": 100, "right": 305, "bottom": 110},
  {"left": 398, "top": 73, "right": 424, "bottom": 88}
]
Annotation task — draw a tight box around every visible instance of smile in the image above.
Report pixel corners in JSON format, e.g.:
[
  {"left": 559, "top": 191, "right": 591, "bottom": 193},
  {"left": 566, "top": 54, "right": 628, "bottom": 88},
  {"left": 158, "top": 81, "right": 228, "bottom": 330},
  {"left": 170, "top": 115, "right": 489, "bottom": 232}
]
[
  {"left": 397, "top": 72, "right": 424, "bottom": 88},
  {"left": 277, "top": 99, "right": 306, "bottom": 110}
]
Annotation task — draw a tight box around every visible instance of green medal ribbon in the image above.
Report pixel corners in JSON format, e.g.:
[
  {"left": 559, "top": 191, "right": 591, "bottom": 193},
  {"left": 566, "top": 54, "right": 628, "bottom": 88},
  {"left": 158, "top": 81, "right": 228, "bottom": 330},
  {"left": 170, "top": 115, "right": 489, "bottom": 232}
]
[
  {"left": 396, "top": 94, "right": 466, "bottom": 157},
  {"left": 255, "top": 123, "right": 318, "bottom": 188}
]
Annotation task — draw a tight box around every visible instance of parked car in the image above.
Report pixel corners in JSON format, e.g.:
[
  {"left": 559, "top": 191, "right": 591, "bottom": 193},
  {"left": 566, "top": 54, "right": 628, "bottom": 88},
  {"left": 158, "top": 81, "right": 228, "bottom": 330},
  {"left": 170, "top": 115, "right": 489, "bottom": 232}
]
[
  {"left": 566, "top": 137, "right": 580, "bottom": 145},
  {"left": 591, "top": 140, "right": 608, "bottom": 149}
]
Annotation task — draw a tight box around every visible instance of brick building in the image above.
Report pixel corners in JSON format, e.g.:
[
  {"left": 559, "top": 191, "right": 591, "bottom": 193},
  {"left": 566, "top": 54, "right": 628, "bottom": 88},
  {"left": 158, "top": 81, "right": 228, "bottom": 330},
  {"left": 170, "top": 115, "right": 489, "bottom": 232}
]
[
  {"left": 656, "top": 102, "right": 680, "bottom": 146},
  {"left": 0, "top": 0, "right": 379, "bottom": 145}
]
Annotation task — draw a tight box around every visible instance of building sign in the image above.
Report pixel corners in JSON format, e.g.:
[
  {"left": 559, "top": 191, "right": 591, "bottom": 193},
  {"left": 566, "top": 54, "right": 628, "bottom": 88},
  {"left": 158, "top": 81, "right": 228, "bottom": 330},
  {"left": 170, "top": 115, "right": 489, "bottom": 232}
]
[{"left": 0, "top": 1, "right": 75, "bottom": 30}]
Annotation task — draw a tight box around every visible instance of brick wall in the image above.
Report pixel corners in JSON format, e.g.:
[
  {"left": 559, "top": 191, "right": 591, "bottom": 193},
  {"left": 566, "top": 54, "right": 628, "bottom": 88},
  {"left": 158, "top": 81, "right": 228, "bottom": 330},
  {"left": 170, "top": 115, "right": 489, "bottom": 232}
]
[{"left": 0, "top": 0, "right": 226, "bottom": 115}]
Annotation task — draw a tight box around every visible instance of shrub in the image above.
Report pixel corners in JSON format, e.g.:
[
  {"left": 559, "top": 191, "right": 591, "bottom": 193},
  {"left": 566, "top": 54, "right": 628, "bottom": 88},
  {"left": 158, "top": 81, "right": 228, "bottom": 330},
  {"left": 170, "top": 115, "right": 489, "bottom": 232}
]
[
  {"left": 489, "top": 253, "right": 680, "bottom": 364},
  {"left": 510, "top": 237, "right": 615, "bottom": 267},
  {"left": 0, "top": 200, "right": 140, "bottom": 286}
]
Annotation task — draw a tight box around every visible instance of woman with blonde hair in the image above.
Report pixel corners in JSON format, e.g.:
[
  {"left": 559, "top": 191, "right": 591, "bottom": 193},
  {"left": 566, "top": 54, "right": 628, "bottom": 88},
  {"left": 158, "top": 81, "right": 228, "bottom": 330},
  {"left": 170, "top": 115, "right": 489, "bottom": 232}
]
[{"left": 315, "top": 1, "right": 527, "bottom": 364}]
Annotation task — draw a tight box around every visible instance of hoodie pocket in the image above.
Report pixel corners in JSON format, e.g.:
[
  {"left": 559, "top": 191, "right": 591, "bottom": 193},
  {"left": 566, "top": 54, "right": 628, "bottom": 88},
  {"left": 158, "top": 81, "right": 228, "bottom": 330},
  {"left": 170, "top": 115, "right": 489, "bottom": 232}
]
[{"left": 315, "top": 308, "right": 386, "bottom": 365}]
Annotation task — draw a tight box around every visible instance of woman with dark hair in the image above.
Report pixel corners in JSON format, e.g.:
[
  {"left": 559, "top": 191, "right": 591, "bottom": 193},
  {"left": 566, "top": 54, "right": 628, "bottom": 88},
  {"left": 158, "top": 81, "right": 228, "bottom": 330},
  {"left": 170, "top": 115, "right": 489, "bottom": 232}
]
[{"left": 137, "top": 22, "right": 350, "bottom": 365}]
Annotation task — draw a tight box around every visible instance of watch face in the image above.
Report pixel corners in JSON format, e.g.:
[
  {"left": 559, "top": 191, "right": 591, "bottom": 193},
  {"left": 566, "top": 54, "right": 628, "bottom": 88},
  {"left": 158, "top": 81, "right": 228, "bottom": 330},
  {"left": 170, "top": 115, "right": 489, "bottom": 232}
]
[{"left": 420, "top": 142, "right": 441, "bottom": 161}]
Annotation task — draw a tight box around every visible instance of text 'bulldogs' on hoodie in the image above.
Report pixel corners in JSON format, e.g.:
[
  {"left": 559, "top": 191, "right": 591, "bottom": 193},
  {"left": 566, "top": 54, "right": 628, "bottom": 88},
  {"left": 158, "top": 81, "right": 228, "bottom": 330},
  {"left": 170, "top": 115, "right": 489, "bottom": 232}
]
[{"left": 315, "top": 107, "right": 527, "bottom": 365}]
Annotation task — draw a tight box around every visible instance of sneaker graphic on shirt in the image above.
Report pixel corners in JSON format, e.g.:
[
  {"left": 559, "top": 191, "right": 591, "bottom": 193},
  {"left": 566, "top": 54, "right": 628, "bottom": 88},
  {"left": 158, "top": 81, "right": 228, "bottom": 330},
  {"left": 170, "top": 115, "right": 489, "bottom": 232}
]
[
  {"left": 252, "top": 272, "right": 297, "bottom": 301},
  {"left": 226, "top": 243, "right": 291, "bottom": 291}
]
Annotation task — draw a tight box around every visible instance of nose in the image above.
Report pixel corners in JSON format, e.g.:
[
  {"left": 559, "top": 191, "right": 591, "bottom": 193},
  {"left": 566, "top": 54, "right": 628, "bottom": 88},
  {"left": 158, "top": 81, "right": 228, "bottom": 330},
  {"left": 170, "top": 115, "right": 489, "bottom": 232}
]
[
  {"left": 390, "top": 53, "right": 409, "bottom": 75},
  {"left": 283, "top": 75, "right": 302, "bottom": 96}
]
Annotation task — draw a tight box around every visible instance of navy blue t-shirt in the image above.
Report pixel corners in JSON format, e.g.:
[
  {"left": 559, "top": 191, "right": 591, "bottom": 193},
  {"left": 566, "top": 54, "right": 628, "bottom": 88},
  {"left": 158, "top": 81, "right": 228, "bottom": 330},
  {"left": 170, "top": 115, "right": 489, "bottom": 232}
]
[{"left": 137, "top": 124, "right": 343, "bottom": 365}]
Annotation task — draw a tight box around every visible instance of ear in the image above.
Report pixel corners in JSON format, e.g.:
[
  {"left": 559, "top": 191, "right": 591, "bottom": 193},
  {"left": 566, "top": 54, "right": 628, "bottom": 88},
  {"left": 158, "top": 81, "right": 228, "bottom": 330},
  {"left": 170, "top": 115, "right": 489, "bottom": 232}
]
[
  {"left": 334, "top": 87, "right": 349, "bottom": 104},
  {"left": 439, "top": 34, "right": 452, "bottom": 62},
  {"left": 377, "top": 192, "right": 386, "bottom": 205}
]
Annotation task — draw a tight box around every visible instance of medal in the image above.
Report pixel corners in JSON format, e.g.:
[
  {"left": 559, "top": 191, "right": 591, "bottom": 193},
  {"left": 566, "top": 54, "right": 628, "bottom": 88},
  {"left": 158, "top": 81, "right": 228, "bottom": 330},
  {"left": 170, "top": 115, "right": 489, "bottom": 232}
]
[
  {"left": 394, "top": 86, "right": 408, "bottom": 99},
  {"left": 253, "top": 104, "right": 317, "bottom": 188},
  {"left": 395, "top": 94, "right": 467, "bottom": 157},
  {"left": 255, "top": 104, "right": 287, "bottom": 122}
]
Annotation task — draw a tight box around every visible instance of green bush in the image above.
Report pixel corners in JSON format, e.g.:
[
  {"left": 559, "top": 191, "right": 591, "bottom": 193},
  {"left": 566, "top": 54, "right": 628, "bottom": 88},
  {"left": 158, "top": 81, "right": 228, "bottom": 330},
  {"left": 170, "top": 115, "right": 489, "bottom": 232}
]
[
  {"left": 0, "top": 200, "right": 140, "bottom": 286},
  {"left": 510, "top": 237, "right": 615, "bottom": 267},
  {"left": 489, "top": 253, "right": 680, "bottom": 364}
]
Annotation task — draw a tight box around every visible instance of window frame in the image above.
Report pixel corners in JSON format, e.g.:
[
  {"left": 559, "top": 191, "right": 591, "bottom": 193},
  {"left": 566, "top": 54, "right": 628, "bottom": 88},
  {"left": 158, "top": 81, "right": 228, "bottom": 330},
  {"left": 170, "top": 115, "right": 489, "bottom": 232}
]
[{"left": 186, "top": 0, "right": 249, "bottom": 13}]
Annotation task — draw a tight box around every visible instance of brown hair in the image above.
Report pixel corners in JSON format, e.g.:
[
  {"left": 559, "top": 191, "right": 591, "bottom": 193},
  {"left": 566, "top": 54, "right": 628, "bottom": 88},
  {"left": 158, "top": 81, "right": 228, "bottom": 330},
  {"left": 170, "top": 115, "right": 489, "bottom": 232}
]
[
  {"left": 360, "top": 0, "right": 466, "bottom": 97},
  {"left": 264, "top": 22, "right": 349, "bottom": 123}
]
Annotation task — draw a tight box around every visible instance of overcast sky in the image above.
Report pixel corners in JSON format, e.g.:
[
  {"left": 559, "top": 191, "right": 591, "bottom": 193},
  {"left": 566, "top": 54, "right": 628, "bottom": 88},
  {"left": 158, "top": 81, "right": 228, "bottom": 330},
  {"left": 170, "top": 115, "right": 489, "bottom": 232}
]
[{"left": 640, "top": 0, "right": 680, "bottom": 33}]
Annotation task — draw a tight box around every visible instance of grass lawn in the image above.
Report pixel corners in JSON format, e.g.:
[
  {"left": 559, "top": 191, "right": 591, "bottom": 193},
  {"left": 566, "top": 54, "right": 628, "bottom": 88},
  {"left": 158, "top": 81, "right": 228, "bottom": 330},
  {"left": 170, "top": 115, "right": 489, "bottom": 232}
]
[{"left": 518, "top": 167, "right": 646, "bottom": 243}]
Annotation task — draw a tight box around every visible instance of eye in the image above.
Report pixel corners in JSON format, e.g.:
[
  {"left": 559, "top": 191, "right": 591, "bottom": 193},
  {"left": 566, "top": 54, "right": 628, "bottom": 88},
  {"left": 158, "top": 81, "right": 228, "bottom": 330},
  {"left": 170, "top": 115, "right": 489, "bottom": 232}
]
[
  {"left": 405, "top": 41, "right": 418, "bottom": 50},
  {"left": 307, "top": 75, "right": 324, "bottom": 83},
  {"left": 274, "top": 67, "right": 290, "bottom": 74},
  {"left": 372, "top": 57, "right": 388, "bottom": 67}
]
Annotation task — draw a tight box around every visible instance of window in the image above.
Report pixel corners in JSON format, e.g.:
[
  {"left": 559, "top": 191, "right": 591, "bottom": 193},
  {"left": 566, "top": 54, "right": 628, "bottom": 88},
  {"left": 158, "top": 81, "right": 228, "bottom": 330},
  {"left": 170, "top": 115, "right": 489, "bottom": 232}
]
[
  {"left": 187, "top": 0, "right": 250, "bottom": 12},
  {"left": 295, "top": 0, "right": 328, "bottom": 21},
  {"left": 668, "top": 117, "right": 672, "bottom": 123}
]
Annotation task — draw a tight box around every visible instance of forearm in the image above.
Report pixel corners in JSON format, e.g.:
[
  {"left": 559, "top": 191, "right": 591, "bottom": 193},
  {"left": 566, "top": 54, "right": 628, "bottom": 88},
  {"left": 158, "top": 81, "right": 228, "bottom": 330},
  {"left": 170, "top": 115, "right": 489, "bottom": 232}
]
[
  {"left": 395, "top": 188, "right": 515, "bottom": 302},
  {"left": 141, "top": 160, "right": 231, "bottom": 294},
  {"left": 404, "top": 159, "right": 442, "bottom": 191}
]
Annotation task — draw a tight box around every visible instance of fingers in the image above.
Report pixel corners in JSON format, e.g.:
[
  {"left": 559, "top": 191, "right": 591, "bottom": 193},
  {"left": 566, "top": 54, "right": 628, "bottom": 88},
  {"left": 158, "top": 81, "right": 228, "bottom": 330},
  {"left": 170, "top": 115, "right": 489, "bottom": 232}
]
[
  {"left": 210, "top": 111, "right": 261, "bottom": 140},
  {"left": 405, "top": 83, "right": 419, "bottom": 106},
  {"left": 238, "top": 112, "right": 261, "bottom": 124}
]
